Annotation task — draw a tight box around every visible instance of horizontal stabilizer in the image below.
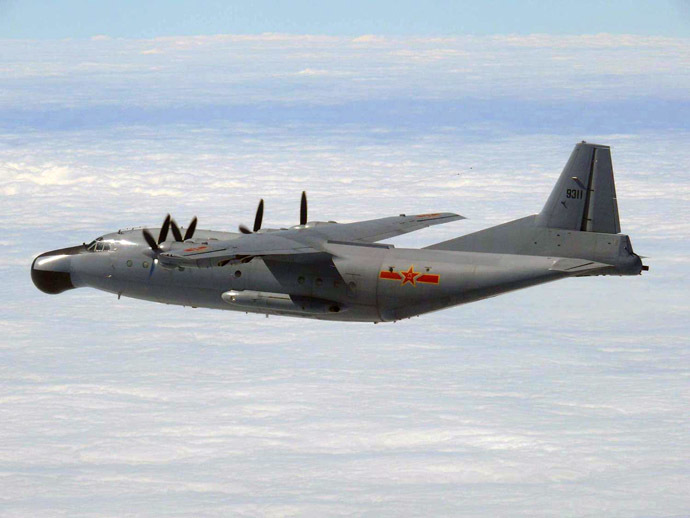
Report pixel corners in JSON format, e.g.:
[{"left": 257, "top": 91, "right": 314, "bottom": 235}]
[{"left": 548, "top": 257, "right": 611, "bottom": 274}]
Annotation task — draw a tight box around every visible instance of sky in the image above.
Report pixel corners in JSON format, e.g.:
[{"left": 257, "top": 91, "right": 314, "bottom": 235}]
[
  {"left": 2, "top": 0, "right": 690, "bottom": 38},
  {"left": 1, "top": 5, "right": 690, "bottom": 518}
]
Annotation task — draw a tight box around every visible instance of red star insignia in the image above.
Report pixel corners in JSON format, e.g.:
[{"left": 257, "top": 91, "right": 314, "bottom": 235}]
[{"left": 400, "top": 265, "right": 420, "bottom": 286}]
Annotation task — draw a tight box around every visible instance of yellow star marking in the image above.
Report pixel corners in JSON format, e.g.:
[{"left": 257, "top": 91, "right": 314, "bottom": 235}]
[{"left": 400, "top": 265, "right": 420, "bottom": 286}]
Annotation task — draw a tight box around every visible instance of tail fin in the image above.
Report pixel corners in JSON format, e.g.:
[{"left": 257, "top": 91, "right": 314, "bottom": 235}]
[
  {"left": 535, "top": 141, "right": 620, "bottom": 233},
  {"left": 426, "top": 142, "right": 646, "bottom": 275}
]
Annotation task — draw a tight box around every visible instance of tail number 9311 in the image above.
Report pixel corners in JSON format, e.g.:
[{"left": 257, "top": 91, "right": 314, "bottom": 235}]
[{"left": 566, "top": 189, "right": 584, "bottom": 199}]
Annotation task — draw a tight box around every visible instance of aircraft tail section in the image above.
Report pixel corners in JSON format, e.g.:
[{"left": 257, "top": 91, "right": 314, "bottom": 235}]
[
  {"left": 536, "top": 142, "right": 620, "bottom": 233},
  {"left": 426, "top": 142, "right": 645, "bottom": 276}
]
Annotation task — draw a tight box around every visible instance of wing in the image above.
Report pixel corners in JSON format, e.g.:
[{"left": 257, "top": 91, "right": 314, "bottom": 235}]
[
  {"left": 159, "top": 233, "right": 321, "bottom": 268},
  {"left": 159, "top": 212, "right": 463, "bottom": 268},
  {"left": 311, "top": 212, "right": 464, "bottom": 243}
]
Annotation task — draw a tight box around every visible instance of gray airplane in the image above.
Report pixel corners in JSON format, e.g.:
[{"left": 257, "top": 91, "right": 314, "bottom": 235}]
[{"left": 32, "top": 142, "right": 647, "bottom": 322}]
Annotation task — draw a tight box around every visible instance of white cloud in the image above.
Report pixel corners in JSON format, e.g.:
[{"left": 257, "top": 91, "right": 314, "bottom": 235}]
[
  {"left": 352, "top": 34, "right": 386, "bottom": 43},
  {"left": 296, "top": 68, "right": 344, "bottom": 76},
  {"left": 0, "top": 34, "right": 689, "bottom": 517},
  {"left": 2, "top": 34, "right": 689, "bottom": 107}
]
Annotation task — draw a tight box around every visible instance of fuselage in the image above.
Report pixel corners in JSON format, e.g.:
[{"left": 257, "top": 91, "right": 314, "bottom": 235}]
[{"left": 31, "top": 226, "right": 578, "bottom": 323}]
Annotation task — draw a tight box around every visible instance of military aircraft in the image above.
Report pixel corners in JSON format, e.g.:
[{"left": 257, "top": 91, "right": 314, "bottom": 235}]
[{"left": 32, "top": 142, "right": 647, "bottom": 322}]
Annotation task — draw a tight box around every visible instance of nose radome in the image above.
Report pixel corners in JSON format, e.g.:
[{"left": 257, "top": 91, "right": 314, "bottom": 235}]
[{"left": 31, "top": 245, "right": 83, "bottom": 294}]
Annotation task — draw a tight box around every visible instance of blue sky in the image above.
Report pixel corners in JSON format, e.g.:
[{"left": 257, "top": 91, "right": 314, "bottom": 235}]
[{"left": 2, "top": 0, "right": 690, "bottom": 38}]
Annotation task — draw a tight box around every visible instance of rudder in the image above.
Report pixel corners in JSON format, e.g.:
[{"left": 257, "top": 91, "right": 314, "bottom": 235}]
[{"left": 535, "top": 142, "right": 620, "bottom": 233}]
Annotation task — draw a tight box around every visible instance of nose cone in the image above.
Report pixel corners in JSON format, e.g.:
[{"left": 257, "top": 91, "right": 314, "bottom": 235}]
[{"left": 31, "top": 245, "right": 83, "bottom": 294}]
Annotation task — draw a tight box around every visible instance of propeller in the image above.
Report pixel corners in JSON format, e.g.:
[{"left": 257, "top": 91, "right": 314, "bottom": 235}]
[
  {"left": 169, "top": 217, "right": 198, "bottom": 241},
  {"left": 141, "top": 214, "right": 197, "bottom": 277},
  {"left": 239, "top": 199, "right": 264, "bottom": 234},
  {"left": 158, "top": 214, "right": 171, "bottom": 243},
  {"left": 300, "top": 191, "right": 307, "bottom": 226},
  {"left": 184, "top": 217, "right": 197, "bottom": 240},
  {"left": 141, "top": 215, "right": 172, "bottom": 277},
  {"left": 240, "top": 192, "right": 306, "bottom": 233},
  {"left": 170, "top": 219, "right": 183, "bottom": 242},
  {"left": 142, "top": 227, "right": 161, "bottom": 253}
]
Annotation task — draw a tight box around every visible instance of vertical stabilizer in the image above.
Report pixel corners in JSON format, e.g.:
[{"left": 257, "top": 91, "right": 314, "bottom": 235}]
[
  {"left": 536, "top": 142, "right": 621, "bottom": 233},
  {"left": 426, "top": 141, "right": 644, "bottom": 275}
]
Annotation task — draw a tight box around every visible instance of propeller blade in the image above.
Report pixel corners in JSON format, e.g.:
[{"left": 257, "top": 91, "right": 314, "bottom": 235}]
[
  {"left": 183, "top": 217, "right": 197, "bottom": 240},
  {"left": 158, "top": 214, "right": 171, "bottom": 244},
  {"left": 253, "top": 199, "right": 264, "bottom": 232},
  {"left": 239, "top": 224, "right": 252, "bottom": 234},
  {"left": 170, "top": 219, "right": 183, "bottom": 242},
  {"left": 142, "top": 229, "right": 160, "bottom": 252},
  {"left": 148, "top": 258, "right": 157, "bottom": 278},
  {"left": 300, "top": 191, "right": 307, "bottom": 226}
]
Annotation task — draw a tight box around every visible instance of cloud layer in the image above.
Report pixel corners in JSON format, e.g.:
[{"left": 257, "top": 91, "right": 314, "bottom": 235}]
[{"left": 1, "top": 34, "right": 689, "bottom": 517}]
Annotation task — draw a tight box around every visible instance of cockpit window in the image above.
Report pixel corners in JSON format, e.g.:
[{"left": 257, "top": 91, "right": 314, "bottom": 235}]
[{"left": 86, "top": 238, "right": 113, "bottom": 252}]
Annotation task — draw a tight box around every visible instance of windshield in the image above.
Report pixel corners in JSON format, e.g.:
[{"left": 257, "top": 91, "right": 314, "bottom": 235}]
[{"left": 85, "top": 237, "right": 112, "bottom": 252}]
